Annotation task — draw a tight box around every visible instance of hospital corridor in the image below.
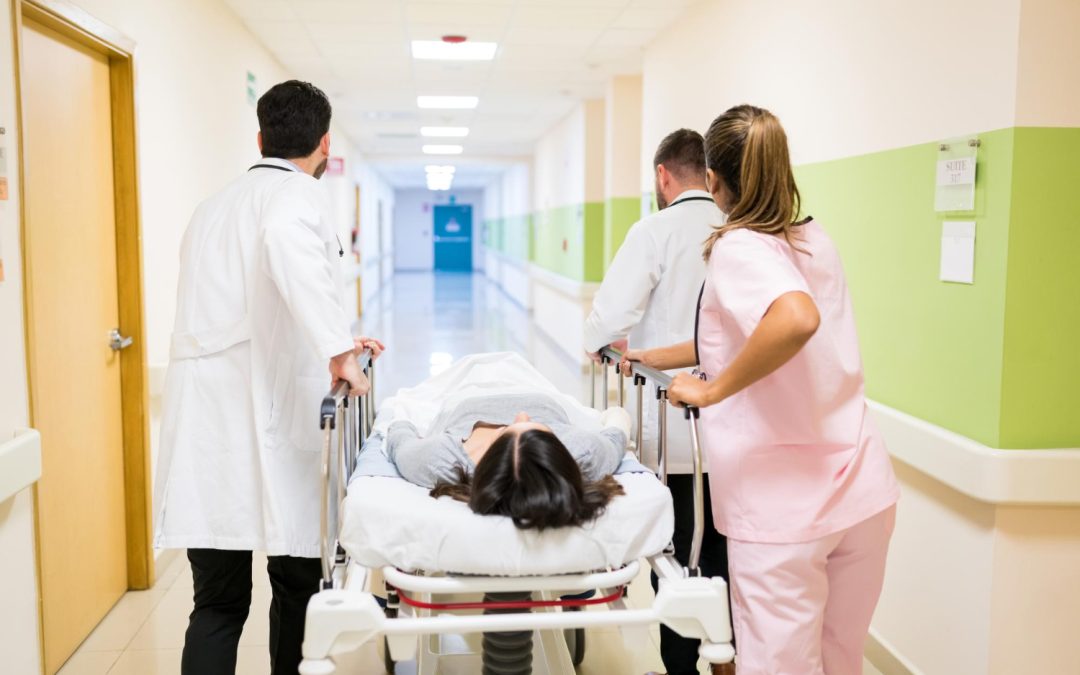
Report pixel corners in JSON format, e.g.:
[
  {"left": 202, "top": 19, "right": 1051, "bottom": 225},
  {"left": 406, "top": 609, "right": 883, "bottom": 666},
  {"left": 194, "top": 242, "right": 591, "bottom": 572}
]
[{"left": 1, "top": 1, "right": 1079, "bottom": 675}]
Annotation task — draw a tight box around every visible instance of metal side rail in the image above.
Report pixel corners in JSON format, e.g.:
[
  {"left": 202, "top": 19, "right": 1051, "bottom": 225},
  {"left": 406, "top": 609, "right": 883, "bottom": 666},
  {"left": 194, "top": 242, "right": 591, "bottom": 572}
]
[
  {"left": 591, "top": 345, "right": 707, "bottom": 576},
  {"left": 318, "top": 348, "right": 375, "bottom": 589}
]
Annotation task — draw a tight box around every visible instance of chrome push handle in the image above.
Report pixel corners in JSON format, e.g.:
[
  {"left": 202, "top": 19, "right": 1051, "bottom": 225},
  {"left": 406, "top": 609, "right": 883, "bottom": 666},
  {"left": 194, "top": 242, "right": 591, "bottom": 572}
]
[{"left": 592, "top": 345, "right": 707, "bottom": 576}]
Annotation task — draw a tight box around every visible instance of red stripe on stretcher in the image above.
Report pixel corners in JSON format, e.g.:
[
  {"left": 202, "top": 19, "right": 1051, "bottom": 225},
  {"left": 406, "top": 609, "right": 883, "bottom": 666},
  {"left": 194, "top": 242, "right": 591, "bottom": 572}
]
[{"left": 389, "top": 585, "right": 626, "bottom": 611}]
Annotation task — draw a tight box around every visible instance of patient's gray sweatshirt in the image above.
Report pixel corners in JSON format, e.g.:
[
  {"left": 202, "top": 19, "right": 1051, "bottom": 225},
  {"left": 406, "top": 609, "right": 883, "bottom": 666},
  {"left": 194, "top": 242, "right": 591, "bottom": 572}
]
[{"left": 385, "top": 393, "right": 626, "bottom": 488}]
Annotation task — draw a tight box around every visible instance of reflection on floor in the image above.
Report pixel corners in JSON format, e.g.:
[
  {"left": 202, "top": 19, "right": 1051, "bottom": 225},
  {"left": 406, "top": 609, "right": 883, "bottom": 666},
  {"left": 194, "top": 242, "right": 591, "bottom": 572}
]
[{"left": 58, "top": 273, "right": 883, "bottom": 675}]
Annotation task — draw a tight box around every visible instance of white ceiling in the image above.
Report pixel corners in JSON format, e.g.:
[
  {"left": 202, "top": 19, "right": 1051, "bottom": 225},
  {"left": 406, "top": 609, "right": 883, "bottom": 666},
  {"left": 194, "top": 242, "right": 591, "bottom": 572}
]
[{"left": 223, "top": 0, "right": 693, "bottom": 188}]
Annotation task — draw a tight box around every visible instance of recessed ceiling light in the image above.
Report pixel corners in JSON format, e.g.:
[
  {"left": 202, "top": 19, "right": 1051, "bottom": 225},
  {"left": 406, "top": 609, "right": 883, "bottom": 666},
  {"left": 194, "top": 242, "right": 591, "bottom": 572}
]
[
  {"left": 425, "top": 165, "right": 456, "bottom": 174},
  {"left": 423, "top": 144, "right": 463, "bottom": 155},
  {"left": 421, "top": 126, "right": 469, "bottom": 138},
  {"left": 417, "top": 96, "right": 479, "bottom": 110},
  {"left": 412, "top": 40, "right": 497, "bottom": 61}
]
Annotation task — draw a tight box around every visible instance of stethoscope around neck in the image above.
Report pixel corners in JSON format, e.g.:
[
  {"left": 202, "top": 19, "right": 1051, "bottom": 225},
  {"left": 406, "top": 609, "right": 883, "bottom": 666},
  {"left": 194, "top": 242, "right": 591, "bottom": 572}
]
[{"left": 249, "top": 162, "right": 345, "bottom": 258}]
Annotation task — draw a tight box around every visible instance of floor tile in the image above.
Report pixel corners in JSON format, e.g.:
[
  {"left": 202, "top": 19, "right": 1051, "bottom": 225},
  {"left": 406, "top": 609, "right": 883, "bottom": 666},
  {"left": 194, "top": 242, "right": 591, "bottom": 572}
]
[
  {"left": 126, "top": 594, "right": 191, "bottom": 651},
  {"left": 235, "top": 645, "right": 271, "bottom": 674},
  {"left": 238, "top": 586, "right": 272, "bottom": 646},
  {"left": 56, "top": 650, "right": 121, "bottom": 675},
  {"left": 107, "top": 648, "right": 181, "bottom": 675},
  {"left": 78, "top": 590, "right": 167, "bottom": 652}
]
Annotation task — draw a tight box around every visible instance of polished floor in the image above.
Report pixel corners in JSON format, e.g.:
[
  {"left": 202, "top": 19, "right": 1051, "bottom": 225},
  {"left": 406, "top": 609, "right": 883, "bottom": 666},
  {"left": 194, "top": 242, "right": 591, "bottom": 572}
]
[{"left": 58, "top": 273, "right": 884, "bottom": 674}]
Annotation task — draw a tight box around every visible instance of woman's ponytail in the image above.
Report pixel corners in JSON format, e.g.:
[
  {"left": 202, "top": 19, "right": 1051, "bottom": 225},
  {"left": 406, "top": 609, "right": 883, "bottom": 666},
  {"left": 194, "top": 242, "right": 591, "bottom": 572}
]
[{"left": 703, "top": 105, "right": 803, "bottom": 259}]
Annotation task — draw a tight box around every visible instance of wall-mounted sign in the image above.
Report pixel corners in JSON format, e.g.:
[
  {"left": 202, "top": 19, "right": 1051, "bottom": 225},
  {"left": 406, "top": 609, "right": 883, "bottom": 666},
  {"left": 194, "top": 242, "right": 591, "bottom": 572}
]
[
  {"left": 935, "top": 137, "right": 979, "bottom": 212},
  {"left": 246, "top": 71, "right": 258, "bottom": 107},
  {"left": 326, "top": 156, "right": 345, "bottom": 176}
]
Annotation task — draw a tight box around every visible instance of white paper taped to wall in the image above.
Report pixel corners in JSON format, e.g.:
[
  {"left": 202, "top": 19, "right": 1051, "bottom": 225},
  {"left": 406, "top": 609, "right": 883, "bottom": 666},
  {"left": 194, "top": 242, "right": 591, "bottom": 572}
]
[{"left": 940, "top": 221, "right": 976, "bottom": 284}]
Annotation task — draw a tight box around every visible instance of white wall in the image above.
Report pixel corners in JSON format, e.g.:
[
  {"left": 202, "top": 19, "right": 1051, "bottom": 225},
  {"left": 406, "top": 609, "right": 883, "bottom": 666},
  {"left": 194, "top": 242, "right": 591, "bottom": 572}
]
[
  {"left": 534, "top": 106, "right": 587, "bottom": 212},
  {"left": 639, "top": 0, "right": 1024, "bottom": 190},
  {"left": 0, "top": 0, "right": 42, "bottom": 668},
  {"left": 392, "top": 188, "right": 485, "bottom": 272}
]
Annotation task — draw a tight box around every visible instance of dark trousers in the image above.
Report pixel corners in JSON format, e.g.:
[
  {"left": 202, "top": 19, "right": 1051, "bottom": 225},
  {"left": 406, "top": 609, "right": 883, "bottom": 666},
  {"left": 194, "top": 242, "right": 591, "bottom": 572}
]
[
  {"left": 651, "top": 474, "right": 731, "bottom": 675},
  {"left": 181, "top": 548, "right": 322, "bottom": 675}
]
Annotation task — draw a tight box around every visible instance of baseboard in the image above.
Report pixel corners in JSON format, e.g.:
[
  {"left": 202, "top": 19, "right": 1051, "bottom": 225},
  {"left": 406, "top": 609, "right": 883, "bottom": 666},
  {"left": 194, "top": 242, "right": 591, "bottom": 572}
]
[
  {"left": 866, "top": 627, "right": 921, "bottom": 675},
  {"left": 868, "top": 401, "right": 1080, "bottom": 505}
]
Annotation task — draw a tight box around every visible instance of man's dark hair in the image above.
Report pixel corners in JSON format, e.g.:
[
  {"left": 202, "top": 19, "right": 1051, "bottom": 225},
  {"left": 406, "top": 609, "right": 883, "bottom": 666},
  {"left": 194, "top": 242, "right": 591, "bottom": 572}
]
[
  {"left": 257, "top": 80, "right": 332, "bottom": 159},
  {"left": 653, "top": 128, "right": 706, "bottom": 182}
]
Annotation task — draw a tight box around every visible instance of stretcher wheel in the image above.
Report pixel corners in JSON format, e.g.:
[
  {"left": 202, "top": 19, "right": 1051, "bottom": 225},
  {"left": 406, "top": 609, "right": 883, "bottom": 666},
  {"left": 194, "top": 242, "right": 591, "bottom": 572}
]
[
  {"left": 563, "top": 606, "right": 586, "bottom": 666},
  {"left": 383, "top": 605, "right": 398, "bottom": 673},
  {"left": 382, "top": 635, "right": 395, "bottom": 673}
]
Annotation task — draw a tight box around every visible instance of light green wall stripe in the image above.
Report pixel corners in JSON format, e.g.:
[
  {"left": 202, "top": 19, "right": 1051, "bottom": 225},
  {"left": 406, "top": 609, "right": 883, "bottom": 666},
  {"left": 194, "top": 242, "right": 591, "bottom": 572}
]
[
  {"left": 532, "top": 202, "right": 605, "bottom": 282},
  {"left": 796, "top": 129, "right": 1015, "bottom": 448},
  {"left": 603, "top": 197, "right": 641, "bottom": 270},
  {"left": 999, "top": 127, "right": 1080, "bottom": 448}
]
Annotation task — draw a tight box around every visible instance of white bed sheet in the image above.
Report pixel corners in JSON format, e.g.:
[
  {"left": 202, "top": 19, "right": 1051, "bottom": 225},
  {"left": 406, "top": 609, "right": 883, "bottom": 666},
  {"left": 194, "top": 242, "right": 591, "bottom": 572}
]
[{"left": 339, "top": 471, "right": 674, "bottom": 576}]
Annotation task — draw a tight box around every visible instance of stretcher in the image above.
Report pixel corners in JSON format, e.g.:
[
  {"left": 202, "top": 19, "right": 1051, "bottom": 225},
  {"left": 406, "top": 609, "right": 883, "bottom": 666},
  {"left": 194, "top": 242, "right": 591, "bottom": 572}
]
[{"left": 299, "top": 348, "right": 735, "bottom": 674}]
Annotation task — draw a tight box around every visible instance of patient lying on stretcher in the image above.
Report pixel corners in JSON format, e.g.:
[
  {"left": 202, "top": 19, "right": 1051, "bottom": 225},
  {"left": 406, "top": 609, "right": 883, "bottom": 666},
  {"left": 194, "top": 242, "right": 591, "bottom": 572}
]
[{"left": 385, "top": 383, "right": 632, "bottom": 531}]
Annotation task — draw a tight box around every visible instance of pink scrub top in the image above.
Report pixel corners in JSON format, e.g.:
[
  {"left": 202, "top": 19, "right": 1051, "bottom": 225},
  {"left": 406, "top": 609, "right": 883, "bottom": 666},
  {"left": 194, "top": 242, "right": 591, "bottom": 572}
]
[{"left": 697, "top": 221, "right": 899, "bottom": 544}]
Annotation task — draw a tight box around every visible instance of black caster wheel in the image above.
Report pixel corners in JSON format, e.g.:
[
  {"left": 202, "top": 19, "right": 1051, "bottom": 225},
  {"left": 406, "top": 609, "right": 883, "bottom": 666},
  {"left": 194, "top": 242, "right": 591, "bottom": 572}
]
[
  {"left": 382, "top": 635, "right": 395, "bottom": 673},
  {"left": 563, "top": 606, "right": 586, "bottom": 666}
]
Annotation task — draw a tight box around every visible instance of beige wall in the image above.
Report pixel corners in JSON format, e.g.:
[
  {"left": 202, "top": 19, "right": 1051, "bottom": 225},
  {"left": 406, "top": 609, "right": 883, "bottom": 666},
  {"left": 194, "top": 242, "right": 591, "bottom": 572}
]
[
  {"left": 583, "top": 98, "right": 606, "bottom": 204},
  {"left": 604, "top": 74, "right": 642, "bottom": 199},
  {"left": 1014, "top": 0, "right": 1080, "bottom": 126},
  {"left": 640, "top": 0, "right": 1023, "bottom": 187}
]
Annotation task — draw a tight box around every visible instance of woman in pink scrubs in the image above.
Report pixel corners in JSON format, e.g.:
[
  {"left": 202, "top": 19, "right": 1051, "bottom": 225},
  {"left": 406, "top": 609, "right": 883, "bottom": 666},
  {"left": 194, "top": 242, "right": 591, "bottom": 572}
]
[{"left": 624, "top": 105, "right": 899, "bottom": 675}]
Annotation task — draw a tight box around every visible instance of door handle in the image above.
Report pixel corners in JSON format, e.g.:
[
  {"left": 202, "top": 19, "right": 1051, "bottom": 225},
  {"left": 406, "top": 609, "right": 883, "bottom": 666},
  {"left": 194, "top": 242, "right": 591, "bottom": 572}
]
[{"left": 109, "top": 328, "right": 133, "bottom": 352}]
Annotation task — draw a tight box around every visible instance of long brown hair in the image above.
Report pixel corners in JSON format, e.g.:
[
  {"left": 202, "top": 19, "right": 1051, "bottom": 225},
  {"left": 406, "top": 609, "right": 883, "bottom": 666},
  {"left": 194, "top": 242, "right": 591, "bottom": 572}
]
[
  {"left": 703, "top": 104, "right": 802, "bottom": 259},
  {"left": 431, "top": 428, "right": 624, "bottom": 531}
]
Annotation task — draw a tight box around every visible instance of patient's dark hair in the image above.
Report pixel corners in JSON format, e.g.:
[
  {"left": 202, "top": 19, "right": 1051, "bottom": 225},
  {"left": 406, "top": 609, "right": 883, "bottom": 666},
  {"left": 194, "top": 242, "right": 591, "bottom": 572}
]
[{"left": 430, "top": 429, "right": 624, "bottom": 531}]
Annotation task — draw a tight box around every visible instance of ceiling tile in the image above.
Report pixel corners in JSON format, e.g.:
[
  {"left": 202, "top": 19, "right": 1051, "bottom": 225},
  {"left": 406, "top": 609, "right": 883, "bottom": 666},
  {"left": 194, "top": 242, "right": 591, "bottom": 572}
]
[
  {"left": 611, "top": 6, "right": 684, "bottom": 29},
  {"left": 405, "top": 3, "right": 515, "bottom": 26}
]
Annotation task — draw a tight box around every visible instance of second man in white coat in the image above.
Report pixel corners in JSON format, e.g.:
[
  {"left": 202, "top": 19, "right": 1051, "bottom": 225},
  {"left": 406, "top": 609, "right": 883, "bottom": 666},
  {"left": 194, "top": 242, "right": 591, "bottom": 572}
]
[{"left": 583, "top": 129, "right": 732, "bottom": 675}]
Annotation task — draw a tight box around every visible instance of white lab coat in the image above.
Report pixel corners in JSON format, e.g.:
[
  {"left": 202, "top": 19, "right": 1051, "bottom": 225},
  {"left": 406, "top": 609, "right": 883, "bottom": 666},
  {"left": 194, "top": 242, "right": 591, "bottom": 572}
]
[
  {"left": 584, "top": 189, "right": 723, "bottom": 474},
  {"left": 154, "top": 158, "right": 355, "bottom": 558}
]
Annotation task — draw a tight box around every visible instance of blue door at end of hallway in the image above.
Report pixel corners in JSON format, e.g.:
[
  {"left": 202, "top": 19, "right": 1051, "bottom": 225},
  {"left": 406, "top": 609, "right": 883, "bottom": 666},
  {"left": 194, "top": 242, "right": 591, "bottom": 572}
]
[{"left": 433, "top": 204, "right": 473, "bottom": 272}]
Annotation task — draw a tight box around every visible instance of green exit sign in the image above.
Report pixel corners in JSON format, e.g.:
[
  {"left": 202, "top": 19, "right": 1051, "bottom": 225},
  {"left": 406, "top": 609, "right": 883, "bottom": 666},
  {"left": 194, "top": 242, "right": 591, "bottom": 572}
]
[{"left": 246, "top": 71, "right": 257, "bottom": 106}]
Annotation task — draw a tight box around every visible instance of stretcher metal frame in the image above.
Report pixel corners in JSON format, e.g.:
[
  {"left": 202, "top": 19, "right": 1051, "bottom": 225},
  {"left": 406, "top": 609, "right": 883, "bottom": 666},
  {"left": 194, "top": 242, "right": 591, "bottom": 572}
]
[{"left": 300, "top": 348, "right": 734, "bottom": 675}]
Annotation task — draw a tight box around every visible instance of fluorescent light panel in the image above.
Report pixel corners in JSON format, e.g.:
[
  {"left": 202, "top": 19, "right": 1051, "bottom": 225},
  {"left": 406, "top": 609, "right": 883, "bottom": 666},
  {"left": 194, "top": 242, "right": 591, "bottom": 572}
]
[
  {"left": 417, "top": 96, "right": 478, "bottom": 110},
  {"left": 423, "top": 144, "right": 463, "bottom": 155},
  {"left": 425, "top": 165, "right": 456, "bottom": 174},
  {"left": 411, "top": 40, "right": 497, "bottom": 61},
  {"left": 421, "top": 126, "right": 469, "bottom": 138}
]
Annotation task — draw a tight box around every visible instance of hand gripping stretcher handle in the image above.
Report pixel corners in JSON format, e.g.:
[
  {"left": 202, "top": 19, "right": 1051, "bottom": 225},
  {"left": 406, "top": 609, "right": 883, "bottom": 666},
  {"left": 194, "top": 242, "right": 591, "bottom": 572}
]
[
  {"left": 318, "top": 348, "right": 376, "bottom": 587},
  {"left": 593, "top": 346, "right": 706, "bottom": 577}
]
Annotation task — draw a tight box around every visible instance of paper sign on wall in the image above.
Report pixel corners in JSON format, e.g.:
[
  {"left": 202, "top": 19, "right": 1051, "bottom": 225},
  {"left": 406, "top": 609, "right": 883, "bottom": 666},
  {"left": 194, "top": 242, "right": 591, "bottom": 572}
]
[
  {"left": 940, "top": 221, "right": 976, "bottom": 284},
  {"left": 934, "top": 137, "right": 979, "bottom": 212}
]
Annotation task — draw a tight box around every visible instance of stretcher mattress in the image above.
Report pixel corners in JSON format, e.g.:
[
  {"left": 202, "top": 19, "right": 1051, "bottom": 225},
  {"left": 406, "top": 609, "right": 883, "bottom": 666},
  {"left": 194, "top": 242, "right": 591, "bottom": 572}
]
[{"left": 338, "top": 437, "right": 674, "bottom": 576}]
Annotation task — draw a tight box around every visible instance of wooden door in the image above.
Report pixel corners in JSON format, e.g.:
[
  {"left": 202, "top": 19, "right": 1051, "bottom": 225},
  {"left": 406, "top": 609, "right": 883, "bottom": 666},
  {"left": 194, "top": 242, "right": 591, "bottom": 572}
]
[{"left": 22, "top": 18, "right": 130, "bottom": 673}]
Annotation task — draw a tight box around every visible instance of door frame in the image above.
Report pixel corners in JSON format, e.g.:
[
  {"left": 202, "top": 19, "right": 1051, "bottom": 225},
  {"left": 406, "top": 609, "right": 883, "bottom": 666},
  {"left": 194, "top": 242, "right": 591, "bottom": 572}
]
[{"left": 12, "top": 0, "right": 153, "bottom": 613}]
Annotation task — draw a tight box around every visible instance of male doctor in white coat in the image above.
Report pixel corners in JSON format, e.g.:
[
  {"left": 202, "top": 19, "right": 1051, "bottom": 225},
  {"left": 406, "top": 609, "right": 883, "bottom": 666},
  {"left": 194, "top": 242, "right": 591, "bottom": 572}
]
[
  {"left": 583, "top": 129, "right": 733, "bottom": 675},
  {"left": 154, "top": 80, "right": 382, "bottom": 675}
]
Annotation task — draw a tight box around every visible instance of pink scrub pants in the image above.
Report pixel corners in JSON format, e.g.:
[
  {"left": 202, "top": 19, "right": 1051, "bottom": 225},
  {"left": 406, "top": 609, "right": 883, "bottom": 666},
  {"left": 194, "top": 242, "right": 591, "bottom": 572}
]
[{"left": 727, "top": 505, "right": 896, "bottom": 675}]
